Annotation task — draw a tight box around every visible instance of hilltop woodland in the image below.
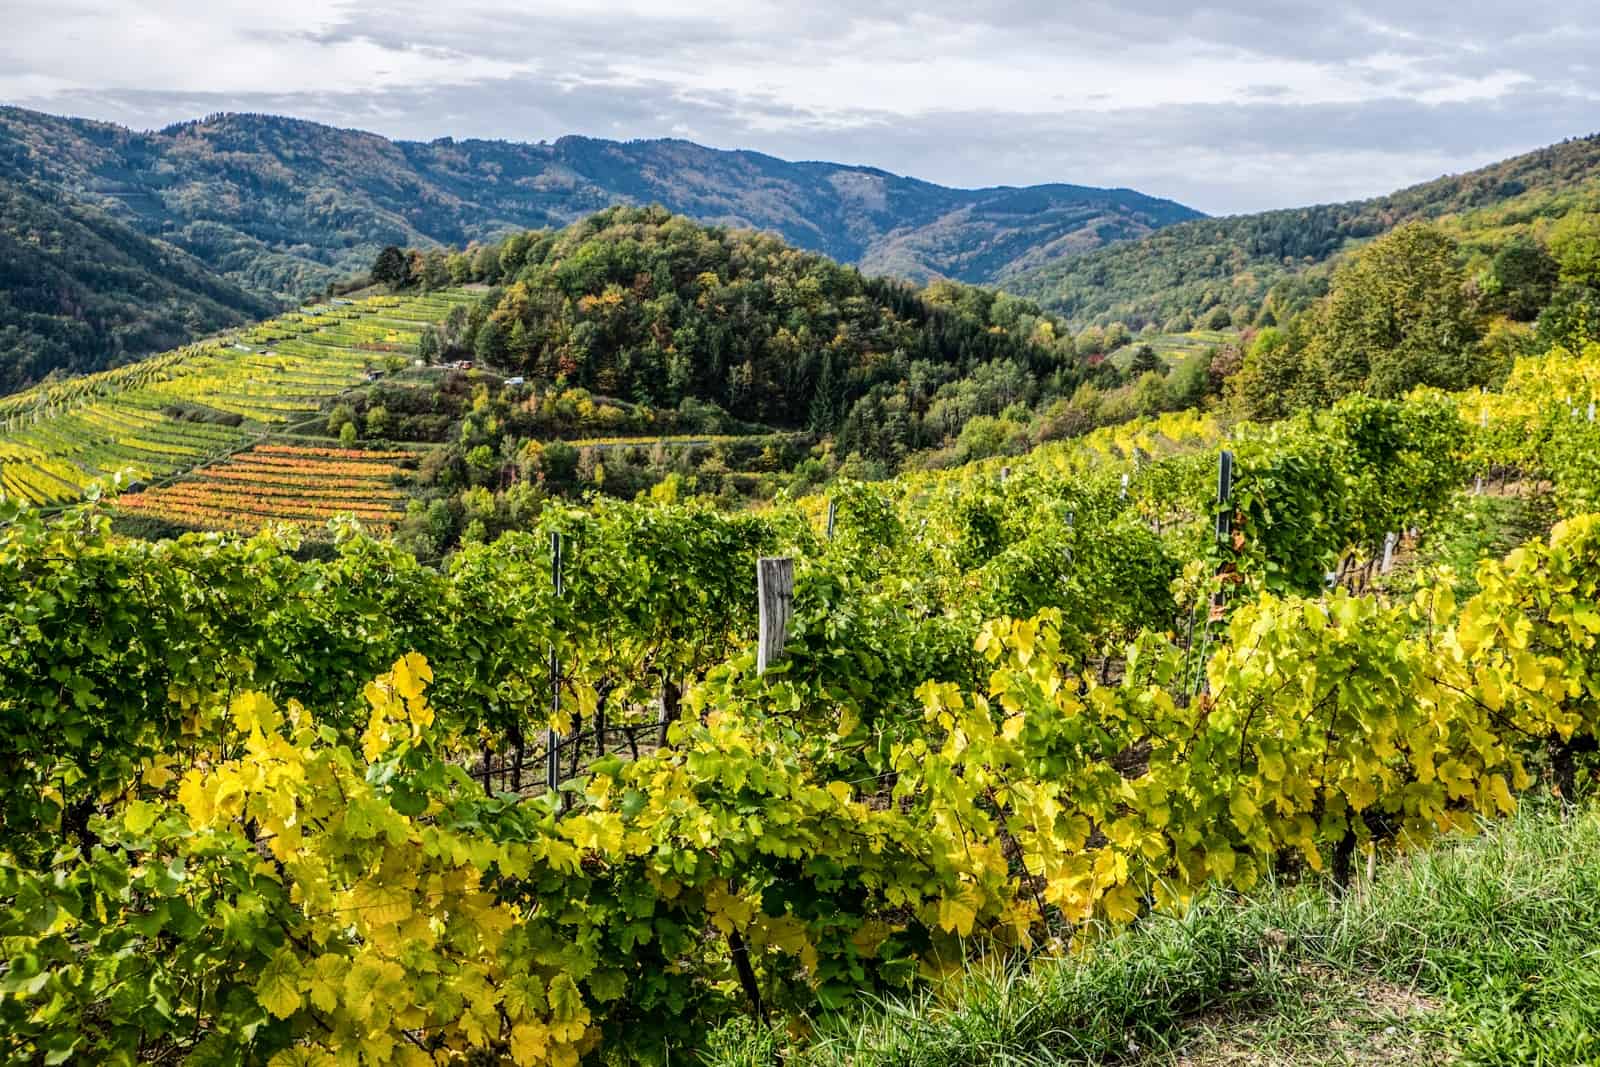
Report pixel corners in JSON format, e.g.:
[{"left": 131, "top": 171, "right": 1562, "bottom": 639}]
[
  {"left": 360, "top": 207, "right": 1220, "bottom": 554},
  {"left": 352, "top": 198, "right": 1600, "bottom": 555}
]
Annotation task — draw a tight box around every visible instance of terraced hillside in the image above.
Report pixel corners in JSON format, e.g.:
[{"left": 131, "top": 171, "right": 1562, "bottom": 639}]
[
  {"left": 117, "top": 444, "right": 421, "bottom": 536},
  {"left": 0, "top": 290, "right": 472, "bottom": 507}
]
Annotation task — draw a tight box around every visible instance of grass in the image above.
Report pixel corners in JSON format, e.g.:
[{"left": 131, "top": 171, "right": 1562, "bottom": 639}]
[
  {"left": 701, "top": 801, "right": 1600, "bottom": 1066},
  {"left": 1391, "top": 486, "right": 1558, "bottom": 602}
]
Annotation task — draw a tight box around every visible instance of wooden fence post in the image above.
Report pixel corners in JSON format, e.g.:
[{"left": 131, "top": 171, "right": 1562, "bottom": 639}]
[
  {"left": 757, "top": 557, "right": 794, "bottom": 676},
  {"left": 825, "top": 499, "right": 837, "bottom": 541},
  {"left": 1214, "top": 450, "right": 1234, "bottom": 544},
  {"left": 658, "top": 676, "right": 678, "bottom": 749},
  {"left": 546, "top": 530, "right": 564, "bottom": 793}
]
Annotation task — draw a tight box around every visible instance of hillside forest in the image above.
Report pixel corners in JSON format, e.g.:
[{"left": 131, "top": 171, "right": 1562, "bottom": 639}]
[{"left": 344, "top": 193, "right": 1593, "bottom": 555}]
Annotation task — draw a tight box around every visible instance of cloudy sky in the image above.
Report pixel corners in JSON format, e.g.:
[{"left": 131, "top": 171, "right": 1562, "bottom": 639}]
[{"left": 3, "top": 1, "right": 1596, "bottom": 214}]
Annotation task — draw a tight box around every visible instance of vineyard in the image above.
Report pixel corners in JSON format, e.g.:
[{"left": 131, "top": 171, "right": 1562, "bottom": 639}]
[
  {"left": 3, "top": 340, "right": 1600, "bottom": 1064},
  {"left": 116, "top": 444, "right": 423, "bottom": 535},
  {"left": 0, "top": 291, "right": 472, "bottom": 507}
]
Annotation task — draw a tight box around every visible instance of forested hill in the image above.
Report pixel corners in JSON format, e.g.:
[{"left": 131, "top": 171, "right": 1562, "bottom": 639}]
[
  {"left": 393, "top": 206, "right": 1088, "bottom": 449},
  {"left": 0, "top": 107, "right": 1201, "bottom": 305},
  {"left": 0, "top": 172, "right": 275, "bottom": 394},
  {"left": 1008, "top": 134, "right": 1600, "bottom": 328}
]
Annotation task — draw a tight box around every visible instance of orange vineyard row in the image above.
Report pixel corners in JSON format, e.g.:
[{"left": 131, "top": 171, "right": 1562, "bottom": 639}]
[{"left": 114, "top": 444, "right": 416, "bottom": 536}]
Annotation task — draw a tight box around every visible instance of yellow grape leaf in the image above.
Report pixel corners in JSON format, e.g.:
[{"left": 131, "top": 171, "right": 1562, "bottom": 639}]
[
  {"left": 1259, "top": 750, "right": 1286, "bottom": 783},
  {"left": 1514, "top": 650, "right": 1544, "bottom": 691},
  {"left": 1228, "top": 789, "right": 1258, "bottom": 831},
  {"left": 1205, "top": 844, "right": 1236, "bottom": 880},
  {"left": 565, "top": 812, "right": 624, "bottom": 855},
  {"left": 343, "top": 955, "right": 405, "bottom": 1016},
  {"left": 177, "top": 769, "right": 212, "bottom": 827},
  {"left": 123, "top": 799, "right": 160, "bottom": 835},
  {"left": 759, "top": 915, "right": 819, "bottom": 970},
  {"left": 703, "top": 879, "right": 755, "bottom": 934},
  {"left": 836, "top": 705, "right": 859, "bottom": 739},
  {"left": 350, "top": 880, "right": 412, "bottom": 926},
  {"left": 1489, "top": 774, "right": 1517, "bottom": 814},
  {"left": 547, "top": 973, "right": 585, "bottom": 1023},
  {"left": 1012, "top": 619, "right": 1037, "bottom": 663},
  {"left": 305, "top": 954, "right": 347, "bottom": 1013},
  {"left": 850, "top": 919, "right": 894, "bottom": 958},
  {"left": 1101, "top": 883, "right": 1140, "bottom": 924},
  {"left": 142, "top": 753, "right": 178, "bottom": 790},
  {"left": 392, "top": 652, "right": 434, "bottom": 704},
  {"left": 363, "top": 1031, "right": 397, "bottom": 1062},
  {"left": 393, "top": 1047, "right": 432, "bottom": 1067},
  {"left": 510, "top": 1021, "right": 550, "bottom": 1066},
  {"left": 1345, "top": 778, "right": 1378, "bottom": 811},
  {"left": 1477, "top": 667, "right": 1504, "bottom": 713},
  {"left": 937, "top": 885, "right": 980, "bottom": 938},
  {"left": 256, "top": 948, "right": 304, "bottom": 1020},
  {"left": 231, "top": 691, "right": 281, "bottom": 736}
]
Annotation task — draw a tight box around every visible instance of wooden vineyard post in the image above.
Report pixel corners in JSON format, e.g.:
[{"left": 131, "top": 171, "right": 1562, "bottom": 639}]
[
  {"left": 757, "top": 557, "right": 794, "bottom": 676},
  {"left": 826, "top": 499, "right": 837, "bottom": 541},
  {"left": 1476, "top": 403, "right": 1488, "bottom": 495},
  {"left": 1120, "top": 472, "right": 1129, "bottom": 500},
  {"left": 1000, "top": 466, "right": 1010, "bottom": 484},
  {"left": 546, "top": 530, "right": 564, "bottom": 794},
  {"left": 1211, "top": 449, "right": 1235, "bottom": 613},
  {"left": 1214, "top": 450, "right": 1234, "bottom": 545},
  {"left": 1380, "top": 531, "right": 1398, "bottom": 574},
  {"left": 1188, "top": 450, "right": 1234, "bottom": 702},
  {"left": 658, "top": 676, "right": 678, "bottom": 749}
]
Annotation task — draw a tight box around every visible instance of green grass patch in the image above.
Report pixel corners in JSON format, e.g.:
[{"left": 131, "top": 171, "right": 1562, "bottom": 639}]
[
  {"left": 703, "top": 802, "right": 1600, "bottom": 1066},
  {"left": 1394, "top": 486, "right": 1558, "bottom": 601}
]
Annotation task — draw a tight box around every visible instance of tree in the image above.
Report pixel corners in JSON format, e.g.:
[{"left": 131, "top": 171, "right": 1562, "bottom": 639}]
[
  {"left": 1307, "top": 222, "right": 1482, "bottom": 398},
  {"left": 474, "top": 319, "right": 505, "bottom": 366},
  {"left": 1485, "top": 236, "right": 1558, "bottom": 321},
  {"left": 1537, "top": 284, "right": 1600, "bottom": 351},
  {"left": 371, "top": 246, "right": 410, "bottom": 288},
  {"left": 1128, "top": 344, "right": 1163, "bottom": 377},
  {"left": 1228, "top": 326, "right": 1319, "bottom": 420},
  {"left": 418, "top": 328, "right": 441, "bottom": 364},
  {"left": 1548, "top": 212, "right": 1600, "bottom": 286},
  {"left": 1204, "top": 306, "right": 1232, "bottom": 330}
]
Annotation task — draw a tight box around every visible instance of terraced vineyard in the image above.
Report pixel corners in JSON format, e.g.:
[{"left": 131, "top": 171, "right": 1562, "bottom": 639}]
[
  {"left": 117, "top": 444, "right": 421, "bottom": 536},
  {"left": 1108, "top": 328, "right": 1237, "bottom": 369},
  {"left": 0, "top": 291, "right": 472, "bottom": 506}
]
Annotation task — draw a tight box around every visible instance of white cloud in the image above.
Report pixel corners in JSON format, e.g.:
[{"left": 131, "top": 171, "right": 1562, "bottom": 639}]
[{"left": 2, "top": 1, "right": 1595, "bottom": 213}]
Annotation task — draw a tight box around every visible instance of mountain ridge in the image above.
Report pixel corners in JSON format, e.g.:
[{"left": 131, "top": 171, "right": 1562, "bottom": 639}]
[
  {"left": 0, "top": 106, "right": 1203, "bottom": 303},
  {"left": 1006, "top": 132, "right": 1600, "bottom": 328},
  {"left": 0, "top": 169, "right": 275, "bottom": 394}
]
